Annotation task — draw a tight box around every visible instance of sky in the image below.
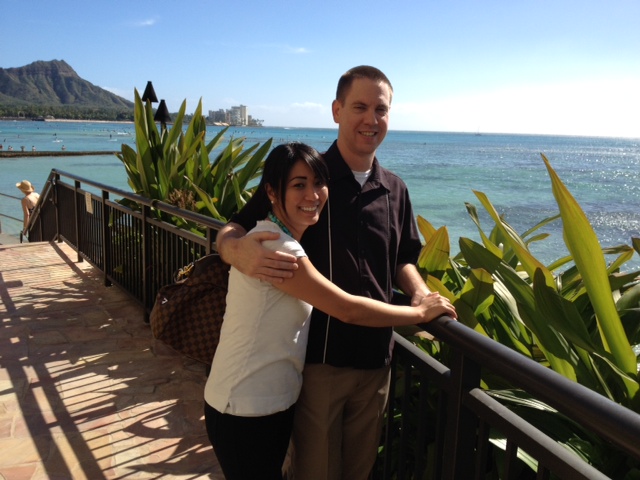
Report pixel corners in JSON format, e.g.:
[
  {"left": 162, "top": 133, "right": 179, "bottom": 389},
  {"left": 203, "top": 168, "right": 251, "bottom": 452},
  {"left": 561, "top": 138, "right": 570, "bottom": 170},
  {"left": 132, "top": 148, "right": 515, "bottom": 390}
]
[{"left": 1, "top": 0, "right": 639, "bottom": 138}]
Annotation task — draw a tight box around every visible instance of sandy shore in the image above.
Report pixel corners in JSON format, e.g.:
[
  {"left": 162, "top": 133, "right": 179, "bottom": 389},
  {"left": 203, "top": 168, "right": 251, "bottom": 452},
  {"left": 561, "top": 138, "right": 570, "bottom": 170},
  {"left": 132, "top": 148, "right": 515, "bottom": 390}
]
[
  {"left": 0, "top": 150, "right": 118, "bottom": 158},
  {"left": 43, "top": 119, "right": 134, "bottom": 124},
  {"left": 0, "top": 117, "right": 133, "bottom": 124}
]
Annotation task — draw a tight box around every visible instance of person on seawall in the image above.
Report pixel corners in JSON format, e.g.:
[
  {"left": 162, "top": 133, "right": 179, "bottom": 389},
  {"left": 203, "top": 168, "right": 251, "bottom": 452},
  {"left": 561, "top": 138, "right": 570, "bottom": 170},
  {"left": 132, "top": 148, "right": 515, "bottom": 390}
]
[
  {"left": 204, "top": 142, "right": 456, "bottom": 480},
  {"left": 215, "top": 65, "right": 444, "bottom": 479},
  {"left": 16, "top": 180, "right": 40, "bottom": 236}
]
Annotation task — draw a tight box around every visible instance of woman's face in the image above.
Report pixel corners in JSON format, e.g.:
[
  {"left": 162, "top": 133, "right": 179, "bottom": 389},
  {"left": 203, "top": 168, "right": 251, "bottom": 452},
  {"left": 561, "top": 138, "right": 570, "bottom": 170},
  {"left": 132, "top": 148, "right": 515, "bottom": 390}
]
[{"left": 270, "top": 160, "right": 328, "bottom": 240}]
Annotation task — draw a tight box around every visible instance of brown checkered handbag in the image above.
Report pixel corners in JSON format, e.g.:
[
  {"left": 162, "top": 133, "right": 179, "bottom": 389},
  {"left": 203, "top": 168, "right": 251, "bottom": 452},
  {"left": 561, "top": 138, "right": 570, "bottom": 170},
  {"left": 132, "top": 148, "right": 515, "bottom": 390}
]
[{"left": 150, "top": 254, "right": 230, "bottom": 364}]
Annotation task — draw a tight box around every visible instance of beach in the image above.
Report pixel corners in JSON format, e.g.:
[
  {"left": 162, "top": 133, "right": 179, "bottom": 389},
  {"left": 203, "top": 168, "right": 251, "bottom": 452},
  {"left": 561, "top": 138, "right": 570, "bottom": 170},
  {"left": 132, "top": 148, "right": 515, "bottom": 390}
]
[{"left": 0, "top": 150, "right": 118, "bottom": 157}]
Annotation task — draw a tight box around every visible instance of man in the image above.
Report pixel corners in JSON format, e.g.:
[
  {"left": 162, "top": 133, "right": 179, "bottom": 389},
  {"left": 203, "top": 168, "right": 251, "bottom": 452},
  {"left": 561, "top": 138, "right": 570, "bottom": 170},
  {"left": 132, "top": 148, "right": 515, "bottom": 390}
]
[{"left": 216, "top": 65, "right": 430, "bottom": 479}]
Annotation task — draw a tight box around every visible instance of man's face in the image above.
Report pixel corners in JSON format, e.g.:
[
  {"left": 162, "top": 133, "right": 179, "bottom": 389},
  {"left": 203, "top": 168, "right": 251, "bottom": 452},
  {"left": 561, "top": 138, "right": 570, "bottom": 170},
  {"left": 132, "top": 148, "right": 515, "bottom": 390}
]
[{"left": 332, "top": 78, "right": 392, "bottom": 163}]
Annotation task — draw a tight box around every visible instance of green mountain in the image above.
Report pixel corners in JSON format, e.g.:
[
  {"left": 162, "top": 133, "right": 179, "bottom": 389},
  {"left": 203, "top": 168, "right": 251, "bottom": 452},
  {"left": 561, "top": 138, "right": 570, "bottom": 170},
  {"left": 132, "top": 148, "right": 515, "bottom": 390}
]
[{"left": 0, "top": 60, "right": 133, "bottom": 108}]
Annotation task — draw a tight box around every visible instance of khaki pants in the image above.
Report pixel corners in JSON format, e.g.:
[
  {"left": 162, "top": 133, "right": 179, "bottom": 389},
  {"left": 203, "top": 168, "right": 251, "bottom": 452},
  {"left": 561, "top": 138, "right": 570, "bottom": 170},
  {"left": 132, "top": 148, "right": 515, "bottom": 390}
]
[{"left": 290, "top": 364, "right": 391, "bottom": 480}]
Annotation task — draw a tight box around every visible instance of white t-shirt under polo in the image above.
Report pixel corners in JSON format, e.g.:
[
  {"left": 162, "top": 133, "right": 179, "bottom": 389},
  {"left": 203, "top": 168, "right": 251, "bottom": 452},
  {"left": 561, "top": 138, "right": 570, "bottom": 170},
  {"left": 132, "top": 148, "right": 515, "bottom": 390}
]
[{"left": 204, "top": 220, "right": 311, "bottom": 416}]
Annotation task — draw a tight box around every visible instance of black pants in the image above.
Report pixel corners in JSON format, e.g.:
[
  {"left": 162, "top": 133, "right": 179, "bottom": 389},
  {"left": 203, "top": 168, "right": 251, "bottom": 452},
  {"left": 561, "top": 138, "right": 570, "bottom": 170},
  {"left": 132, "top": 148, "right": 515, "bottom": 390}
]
[{"left": 204, "top": 401, "right": 295, "bottom": 480}]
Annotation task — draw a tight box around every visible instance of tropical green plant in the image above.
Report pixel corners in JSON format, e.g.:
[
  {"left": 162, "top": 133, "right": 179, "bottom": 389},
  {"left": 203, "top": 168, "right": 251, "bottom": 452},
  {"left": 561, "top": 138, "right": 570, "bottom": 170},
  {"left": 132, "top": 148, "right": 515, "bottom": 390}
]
[
  {"left": 405, "top": 153, "right": 640, "bottom": 477},
  {"left": 116, "top": 89, "right": 272, "bottom": 232}
]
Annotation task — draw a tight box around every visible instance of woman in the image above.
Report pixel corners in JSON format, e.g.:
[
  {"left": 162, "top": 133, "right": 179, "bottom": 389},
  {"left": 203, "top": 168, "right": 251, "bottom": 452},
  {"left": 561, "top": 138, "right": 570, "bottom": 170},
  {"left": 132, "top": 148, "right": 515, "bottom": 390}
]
[
  {"left": 204, "top": 143, "right": 456, "bottom": 479},
  {"left": 16, "top": 180, "right": 40, "bottom": 235}
]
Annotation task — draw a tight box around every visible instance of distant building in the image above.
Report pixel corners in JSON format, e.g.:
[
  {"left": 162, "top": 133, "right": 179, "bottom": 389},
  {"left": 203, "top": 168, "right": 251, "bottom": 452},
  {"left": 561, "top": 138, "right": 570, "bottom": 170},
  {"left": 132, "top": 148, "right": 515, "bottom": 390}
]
[
  {"left": 228, "top": 105, "right": 246, "bottom": 126},
  {"left": 208, "top": 109, "right": 227, "bottom": 124},
  {"left": 207, "top": 105, "right": 263, "bottom": 127}
]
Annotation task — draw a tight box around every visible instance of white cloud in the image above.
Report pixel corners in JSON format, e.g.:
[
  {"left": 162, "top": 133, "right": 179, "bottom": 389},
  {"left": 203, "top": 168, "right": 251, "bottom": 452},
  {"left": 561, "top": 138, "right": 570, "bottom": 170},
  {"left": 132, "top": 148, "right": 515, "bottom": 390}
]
[
  {"left": 132, "top": 17, "right": 158, "bottom": 27},
  {"left": 393, "top": 77, "right": 640, "bottom": 137},
  {"left": 102, "top": 87, "right": 133, "bottom": 101},
  {"left": 254, "top": 43, "right": 309, "bottom": 54},
  {"left": 291, "top": 101, "right": 323, "bottom": 110},
  {"left": 287, "top": 46, "right": 309, "bottom": 54},
  {"left": 250, "top": 102, "right": 331, "bottom": 128}
]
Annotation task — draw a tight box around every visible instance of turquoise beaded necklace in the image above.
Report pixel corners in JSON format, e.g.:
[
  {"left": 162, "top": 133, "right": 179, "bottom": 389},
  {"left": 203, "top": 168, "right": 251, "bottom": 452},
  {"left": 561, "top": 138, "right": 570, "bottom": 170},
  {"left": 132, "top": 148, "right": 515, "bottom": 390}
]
[{"left": 268, "top": 211, "right": 294, "bottom": 238}]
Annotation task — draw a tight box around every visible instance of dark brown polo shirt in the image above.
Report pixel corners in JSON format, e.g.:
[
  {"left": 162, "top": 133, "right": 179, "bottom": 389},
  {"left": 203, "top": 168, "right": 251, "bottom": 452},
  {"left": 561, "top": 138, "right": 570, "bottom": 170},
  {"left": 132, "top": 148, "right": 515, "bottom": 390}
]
[{"left": 231, "top": 140, "right": 422, "bottom": 369}]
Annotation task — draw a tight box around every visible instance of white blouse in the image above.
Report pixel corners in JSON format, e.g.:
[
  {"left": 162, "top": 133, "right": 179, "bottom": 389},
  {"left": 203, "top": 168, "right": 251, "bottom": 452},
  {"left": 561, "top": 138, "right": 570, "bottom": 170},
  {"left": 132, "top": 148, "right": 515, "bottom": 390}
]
[{"left": 204, "top": 220, "right": 311, "bottom": 416}]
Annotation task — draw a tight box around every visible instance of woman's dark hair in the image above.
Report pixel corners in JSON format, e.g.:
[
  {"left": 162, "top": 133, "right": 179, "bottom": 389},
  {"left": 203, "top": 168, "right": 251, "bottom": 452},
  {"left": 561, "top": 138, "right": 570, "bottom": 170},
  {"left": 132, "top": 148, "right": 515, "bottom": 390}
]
[{"left": 242, "top": 142, "right": 329, "bottom": 219}]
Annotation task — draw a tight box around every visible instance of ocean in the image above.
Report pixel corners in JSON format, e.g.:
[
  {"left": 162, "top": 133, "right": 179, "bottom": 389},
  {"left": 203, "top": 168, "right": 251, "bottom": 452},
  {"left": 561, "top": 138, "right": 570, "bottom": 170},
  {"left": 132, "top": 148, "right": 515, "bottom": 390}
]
[{"left": 1, "top": 120, "right": 639, "bottom": 271}]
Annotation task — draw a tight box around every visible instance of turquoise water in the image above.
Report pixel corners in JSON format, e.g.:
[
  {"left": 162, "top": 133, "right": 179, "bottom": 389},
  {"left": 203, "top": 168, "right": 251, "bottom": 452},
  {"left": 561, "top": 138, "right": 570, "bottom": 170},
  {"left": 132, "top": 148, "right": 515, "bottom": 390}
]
[{"left": 1, "top": 120, "right": 639, "bottom": 270}]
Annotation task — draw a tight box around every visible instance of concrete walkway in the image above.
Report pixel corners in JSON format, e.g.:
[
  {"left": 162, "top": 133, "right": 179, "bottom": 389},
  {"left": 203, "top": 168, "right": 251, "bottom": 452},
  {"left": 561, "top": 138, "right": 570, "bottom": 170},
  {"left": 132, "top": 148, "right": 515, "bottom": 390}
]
[{"left": 0, "top": 241, "right": 224, "bottom": 479}]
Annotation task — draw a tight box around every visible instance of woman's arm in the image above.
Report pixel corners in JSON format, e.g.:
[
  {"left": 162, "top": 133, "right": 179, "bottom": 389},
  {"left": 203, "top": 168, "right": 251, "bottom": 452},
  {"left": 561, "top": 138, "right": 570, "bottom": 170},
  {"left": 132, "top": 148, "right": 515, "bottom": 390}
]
[
  {"left": 276, "top": 257, "right": 456, "bottom": 327},
  {"left": 216, "top": 222, "right": 299, "bottom": 283}
]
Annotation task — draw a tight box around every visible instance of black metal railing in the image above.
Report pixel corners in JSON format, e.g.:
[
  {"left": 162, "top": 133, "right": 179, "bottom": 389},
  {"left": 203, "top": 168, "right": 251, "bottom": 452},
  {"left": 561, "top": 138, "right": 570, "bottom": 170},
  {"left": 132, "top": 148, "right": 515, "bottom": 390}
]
[
  {"left": 25, "top": 169, "right": 640, "bottom": 480},
  {"left": 27, "top": 169, "right": 225, "bottom": 317},
  {"left": 0, "top": 191, "right": 25, "bottom": 238},
  {"left": 380, "top": 322, "right": 640, "bottom": 480}
]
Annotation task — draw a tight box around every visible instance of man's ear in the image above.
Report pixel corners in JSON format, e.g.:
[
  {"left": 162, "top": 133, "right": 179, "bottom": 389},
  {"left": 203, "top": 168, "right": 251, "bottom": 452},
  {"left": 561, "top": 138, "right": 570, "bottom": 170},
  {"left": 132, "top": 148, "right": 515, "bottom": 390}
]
[{"left": 331, "top": 99, "right": 341, "bottom": 124}]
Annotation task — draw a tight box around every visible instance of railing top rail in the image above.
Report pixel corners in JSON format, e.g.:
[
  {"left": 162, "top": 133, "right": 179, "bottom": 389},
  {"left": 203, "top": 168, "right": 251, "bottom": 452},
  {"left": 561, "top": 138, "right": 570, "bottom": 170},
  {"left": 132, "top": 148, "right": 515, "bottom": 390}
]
[
  {"left": 425, "top": 316, "right": 640, "bottom": 459},
  {"left": 50, "top": 169, "right": 227, "bottom": 230},
  {"left": 0, "top": 191, "right": 23, "bottom": 202},
  {"left": 0, "top": 191, "right": 23, "bottom": 225}
]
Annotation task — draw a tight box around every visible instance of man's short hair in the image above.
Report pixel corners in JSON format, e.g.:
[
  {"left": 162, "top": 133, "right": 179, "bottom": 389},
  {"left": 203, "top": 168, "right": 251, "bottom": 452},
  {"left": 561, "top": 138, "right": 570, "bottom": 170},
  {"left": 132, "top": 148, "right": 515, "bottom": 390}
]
[{"left": 335, "top": 66, "right": 393, "bottom": 104}]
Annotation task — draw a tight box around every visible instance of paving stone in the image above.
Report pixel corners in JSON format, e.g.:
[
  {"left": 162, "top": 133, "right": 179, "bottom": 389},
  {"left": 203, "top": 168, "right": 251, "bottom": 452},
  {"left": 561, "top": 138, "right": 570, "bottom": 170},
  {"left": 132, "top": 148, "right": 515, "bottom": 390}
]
[{"left": 0, "top": 242, "right": 223, "bottom": 479}]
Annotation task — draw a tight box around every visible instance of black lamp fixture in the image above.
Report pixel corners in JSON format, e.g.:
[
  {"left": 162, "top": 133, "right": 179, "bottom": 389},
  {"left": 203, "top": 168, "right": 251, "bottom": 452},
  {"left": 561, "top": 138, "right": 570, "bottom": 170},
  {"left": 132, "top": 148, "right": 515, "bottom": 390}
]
[
  {"left": 141, "top": 80, "right": 171, "bottom": 127},
  {"left": 141, "top": 81, "right": 158, "bottom": 103},
  {"left": 154, "top": 99, "right": 171, "bottom": 125}
]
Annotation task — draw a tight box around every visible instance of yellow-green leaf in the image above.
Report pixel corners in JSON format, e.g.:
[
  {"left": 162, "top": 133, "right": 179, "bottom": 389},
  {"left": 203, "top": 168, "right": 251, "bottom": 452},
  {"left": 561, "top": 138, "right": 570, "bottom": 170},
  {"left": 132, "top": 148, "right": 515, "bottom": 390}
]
[{"left": 542, "top": 154, "right": 638, "bottom": 398}]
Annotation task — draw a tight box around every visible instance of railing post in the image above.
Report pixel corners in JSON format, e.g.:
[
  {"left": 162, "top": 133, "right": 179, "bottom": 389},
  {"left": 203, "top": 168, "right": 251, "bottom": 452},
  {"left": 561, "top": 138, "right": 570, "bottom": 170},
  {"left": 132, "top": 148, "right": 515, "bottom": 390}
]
[
  {"left": 381, "top": 358, "right": 398, "bottom": 479},
  {"left": 74, "top": 180, "right": 82, "bottom": 262},
  {"left": 207, "top": 226, "right": 215, "bottom": 253},
  {"left": 101, "top": 190, "right": 111, "bottom": 286},
  {"left": 54, "top": 172, "right": 61, "bottom": 243},
  {"left": 142, "top": 204, "right": 151, "bottom": 322},
  {"left": 443, "top": 348, "right": 481, "bottom": 480}
]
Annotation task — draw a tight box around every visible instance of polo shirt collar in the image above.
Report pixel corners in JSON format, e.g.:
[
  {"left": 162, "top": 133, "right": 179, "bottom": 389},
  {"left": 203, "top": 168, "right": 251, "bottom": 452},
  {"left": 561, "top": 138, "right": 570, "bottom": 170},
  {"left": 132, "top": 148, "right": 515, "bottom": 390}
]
[{"left": 325, "top": 141, "right": 391, "bottom": 192}]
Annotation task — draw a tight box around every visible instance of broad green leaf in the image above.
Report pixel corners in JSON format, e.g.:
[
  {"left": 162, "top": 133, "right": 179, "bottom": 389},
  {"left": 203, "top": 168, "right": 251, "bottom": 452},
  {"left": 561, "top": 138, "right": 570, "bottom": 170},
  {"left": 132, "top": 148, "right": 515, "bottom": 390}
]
[
  {"left": 460, "top": 237, "right": 578, "bottom": 379},
  {"left": 606, "top": 247, "right": 635, "bottom": 274},
  {"left": 427, "top": 275, "right": 485, "bottom": 333},
  {"left": 524, "top": 232, "right": 550, "bottom": 245},
  {"left": 542, "top": 154, "right": 637, "bottom": 397},
  {"left": 459, "top": 268, "right": 494, "bottom": 317},
  {"left": 465, "top": 201, "right": 503, "bottom": 258},
  {"left": 473, "top": 190, "right": 555, "bottom": 288},
  {"left": 187, "top": 178, "right": 224, "bottom": 220},
  {"left": 162, "top": 99, "right": 187, "bottom": 158},
  {"left": 488, "top": 389, "right": 608, "bottom": 464},
  {"left": 532, "top": 270, "right": 616, "bottom": 394},
  {"left": 236, "top": 140, "right": 272, "bottom": 187},
  {"left": 417, "top": 215, "right": 437, "bottom": 243},
  {"left": 206, "top": 126, "right": 229, "bottom": 152},
  {"left": 617, "top": 283, "right": 640, "bottom": 312},
  {"left": 418, "top": 226, "right": 450, "bottom": 273}
]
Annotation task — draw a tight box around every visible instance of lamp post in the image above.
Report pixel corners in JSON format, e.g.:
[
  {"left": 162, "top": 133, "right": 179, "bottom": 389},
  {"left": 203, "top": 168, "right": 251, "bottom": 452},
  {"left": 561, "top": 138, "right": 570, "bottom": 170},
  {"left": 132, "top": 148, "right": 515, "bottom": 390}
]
[{"left": 141, "top": 81, "right": 171, "bottom": 131}]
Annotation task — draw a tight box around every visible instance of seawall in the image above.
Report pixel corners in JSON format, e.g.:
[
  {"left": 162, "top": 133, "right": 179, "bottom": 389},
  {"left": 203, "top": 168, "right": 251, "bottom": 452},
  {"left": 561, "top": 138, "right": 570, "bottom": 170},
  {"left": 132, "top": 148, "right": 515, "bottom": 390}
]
[{"left": 0, "top": 151, "right": 118, "bottom": 158}]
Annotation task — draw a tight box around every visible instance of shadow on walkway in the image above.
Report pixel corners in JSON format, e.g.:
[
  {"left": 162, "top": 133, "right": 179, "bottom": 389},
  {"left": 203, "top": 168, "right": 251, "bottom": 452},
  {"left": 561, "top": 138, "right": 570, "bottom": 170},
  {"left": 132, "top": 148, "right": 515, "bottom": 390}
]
[{"left": 0, "top": 241, "right": 223, "bottom": 479}]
